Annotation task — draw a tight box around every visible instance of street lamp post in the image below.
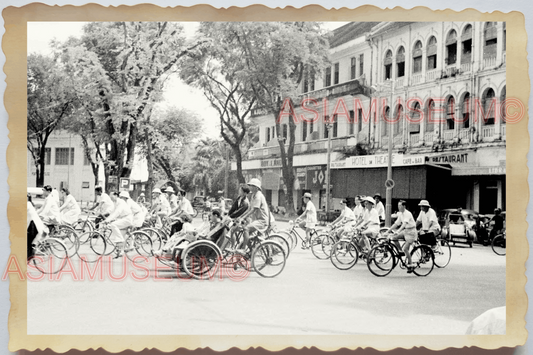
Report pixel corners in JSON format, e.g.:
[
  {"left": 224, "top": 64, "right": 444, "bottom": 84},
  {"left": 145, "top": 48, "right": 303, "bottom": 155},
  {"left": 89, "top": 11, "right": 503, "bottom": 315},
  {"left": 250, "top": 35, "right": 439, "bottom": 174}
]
[{"left": 325, "top": 122, "right": 332, "bottom": 218}]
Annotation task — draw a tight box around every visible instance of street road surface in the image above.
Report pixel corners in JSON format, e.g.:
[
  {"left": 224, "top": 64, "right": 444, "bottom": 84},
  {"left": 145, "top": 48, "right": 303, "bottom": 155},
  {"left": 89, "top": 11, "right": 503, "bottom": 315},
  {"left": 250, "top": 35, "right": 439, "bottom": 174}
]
[{"left": 27, "top": 220, "right": 505, "bottom": 335}]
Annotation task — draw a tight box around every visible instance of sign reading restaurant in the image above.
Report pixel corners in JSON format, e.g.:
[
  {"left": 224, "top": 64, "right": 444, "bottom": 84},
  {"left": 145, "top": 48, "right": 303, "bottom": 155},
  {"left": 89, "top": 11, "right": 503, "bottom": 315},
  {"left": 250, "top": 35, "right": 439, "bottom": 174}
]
[
  {"left": 331, "top": 153, "right": 426, "bottom": 169},
  {"left": 430, "top": 153, "right": 469, "bottom": 164}
]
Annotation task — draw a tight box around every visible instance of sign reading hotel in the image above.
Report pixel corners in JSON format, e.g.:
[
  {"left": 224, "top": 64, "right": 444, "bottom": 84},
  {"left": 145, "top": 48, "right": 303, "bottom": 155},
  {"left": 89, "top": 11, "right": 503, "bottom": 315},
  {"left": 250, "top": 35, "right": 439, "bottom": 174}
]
[
  {"left": 331, "top": 154, "right": 426, "bottom": 169},
  {"left": 260, "top": 158, "right": 282, "bottom": 168}
]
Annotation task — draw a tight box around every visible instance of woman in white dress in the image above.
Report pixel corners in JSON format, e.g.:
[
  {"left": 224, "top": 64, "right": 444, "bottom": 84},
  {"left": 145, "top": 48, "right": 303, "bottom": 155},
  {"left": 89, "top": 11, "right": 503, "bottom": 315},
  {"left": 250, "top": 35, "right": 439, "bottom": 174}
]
[{"left": 59, "top": 188, "right": 81, "bottom": 225}]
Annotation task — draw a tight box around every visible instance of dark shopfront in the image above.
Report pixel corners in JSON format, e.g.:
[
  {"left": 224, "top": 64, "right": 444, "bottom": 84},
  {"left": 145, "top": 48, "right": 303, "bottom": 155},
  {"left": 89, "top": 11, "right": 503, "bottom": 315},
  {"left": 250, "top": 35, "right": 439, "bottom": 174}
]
[{"left": 331, "top": 165, "right": 455, "bottom": 213}]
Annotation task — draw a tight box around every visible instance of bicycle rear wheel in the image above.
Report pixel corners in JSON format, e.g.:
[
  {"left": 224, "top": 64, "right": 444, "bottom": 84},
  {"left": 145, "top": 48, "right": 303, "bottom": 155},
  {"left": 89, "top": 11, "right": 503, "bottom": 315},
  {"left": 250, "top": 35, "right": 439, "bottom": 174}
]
[
  {"left": 411, "top": 245, "right": 435, "bottom": 277},
  {"left": 31, "top": 238, "right": 68, "bottom": 274},
  {"left": 367, "top": 243, "right": 395, "bottom": 277},
  {"left": 89, "top": 231, "right": 112, "bottom": 256},
  {"left": 251, "top": 240, "right": 286, "bottom": 278},
  {"left": 433, "top": 239, "right": 451, "bottom": 268},
  {"left": 181, "top": 241, "right": 221, "bottom": 280},
  {"left": 72, "top": 219, "right": 94, "bottom": 238},
  {"left": 330, "top": 240, "right": 358, "bottom": 270},
  {"left": 267, "top": 233, "right": 290, "bottom": 258},
  {"left": 310, "top": 233, "right": 329, "bottom": 260},
  {"left": 125, "top": 231, "right": 153, "bottom": 262},
  {"left": 320, "top": 235, "right": 336, "bottom": 259},
  {"left": 52, "top": 225, "right": 79, "bottom": 258},
  {"left": 491, "top": 234, "right": 506, "bottom": 256}
]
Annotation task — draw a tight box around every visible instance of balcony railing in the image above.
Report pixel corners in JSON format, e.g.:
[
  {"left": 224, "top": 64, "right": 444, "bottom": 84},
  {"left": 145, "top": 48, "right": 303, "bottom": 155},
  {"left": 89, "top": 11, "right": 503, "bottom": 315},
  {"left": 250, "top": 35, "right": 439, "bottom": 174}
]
[
  {"left": 303, "top": 78, "right": 370, "bottom": 101},
  {"left": 443, "top": 130, "right": 455, "bottom": 141},
  {"left": 424, "top": 132, "right": 434, "bottom": 143},
  {"left": 381, "top": 136, "right": 389, "bottom": 148},
  {"left": 426, "top": 69, "right": 439, "bottom": 82},
  {"left": 412, "top": 73, "right": 423, "bottom": 85},
  {"left": 459, "top": 128, "right": 470, "bottom": 141},
  {"left": 483, "top": 56, "right": 497, "bottom": 69},
  {"left": 410, "top": 133, "right": 420, "bottom": 146},
  {"left": 461, "top": 62, "right": 472, "bottom": 73},
  {"left": 393, "top": 135, "right": 403, "bottom": 146},
  {"left": 395, "top": 77, "right": 405, "bottom": 89},
  {"left": 482, "top": 125, "right": 495, "bottom": 139}
]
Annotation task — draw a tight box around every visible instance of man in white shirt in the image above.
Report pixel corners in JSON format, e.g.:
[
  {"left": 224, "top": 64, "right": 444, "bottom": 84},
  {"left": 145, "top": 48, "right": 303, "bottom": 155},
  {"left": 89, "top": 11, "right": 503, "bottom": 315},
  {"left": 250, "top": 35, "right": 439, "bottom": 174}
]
[
  {"left": 416, "top": 200, "right": 441, "bottom": 246},
  {"left": 295, "top": 192, "right": 317, "bottom": 249},
  {"left": 374, "top": 193, "right": 385, "bottom": 225},
  {"left": 237, "top": 179, "right": 272, "bottom": 253},
  {"left": 165, "top": 186, "right": 178, "bottom": 211},
  {"left": 151, "top": 188, "right": 170, "bottom": 227},
  {"left": 386, "top": 200, "right": 417, "bottom": 272},
  {"left": 353, "top": 195, "right": 365, "bottom": 224},
  {"left": 353, "top": 196, "right": 381, "bottom": 252},
  {"left": 105, "top": 192, "right": 133, "bottom": 257},
  {"left": 37, "top": 185, "right": 61, "bottom": 225},
  {"left": 119, "top": 191, "right": 145, "bottom": 228},
  {"left": 90, "top": 186, "right": 114, "bottom": 227},
  {"left": 169, "top": 189, "right": 195, "bottom": 235},
  {"left": 331, "top": 199, "right": 356, "bottom": 236}
]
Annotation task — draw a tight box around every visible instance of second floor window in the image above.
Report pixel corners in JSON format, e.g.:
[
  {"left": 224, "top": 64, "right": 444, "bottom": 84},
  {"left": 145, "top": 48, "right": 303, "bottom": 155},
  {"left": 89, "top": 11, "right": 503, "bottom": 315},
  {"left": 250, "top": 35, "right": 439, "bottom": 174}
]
[
  {"left": 359, "top": 54, "right": 364, "bottom": 77},
  {"left": 55, "top": 147, "right": 74, "bottom": 165},
  {"left": 325, "top": 67, "right": 331, "bottom": 87},
  {"left": 462, "top": 24, "right": 473, "bottom": 63},
  {"left": 446, "top": 96, "right": 455, "bottom": 130},
  {"left": 334, "top": 63, "right": 340, "bottom": 85},
  {"left": 384, "top": 50, "right": 393, "bottom": 80},
  {"left": 350, "top": 57, "right": 356, "bottom": 79},
  {"left": 349, "top": 110, "right": 355, "bottom": 135},
  {"left": 302, "top": 120, "right": 308, "bottom": 141},
  {"left": 446, "top": 30, "right": 457, "bottom": 65},
  {"left": 484, "top": 22, "right": 498, "bottom": 58},
  {"left": 333, "top": 115, "right": 338, "bottom": 138},
  {"left": 396, "top": 47, "right": 405, "bottom": 78},
  {"left": 427, "top": 36, "right": 437, "bottom": 70},
  {"left": 266, "top": 127, "right": 270, "bottom": 142},
  {"left": 412, "top": 41, "right": 423, "bottom": 73}
]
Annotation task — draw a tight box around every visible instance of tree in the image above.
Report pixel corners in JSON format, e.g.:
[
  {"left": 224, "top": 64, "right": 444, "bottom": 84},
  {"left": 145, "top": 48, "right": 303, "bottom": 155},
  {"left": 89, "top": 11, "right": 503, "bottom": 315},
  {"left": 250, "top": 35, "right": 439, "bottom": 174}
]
[
  {"left": 27, "top": 54, "right": 76, "bottom": 187},
  {"left": 76, "top": 22, "right": 208, "bottom": 190},
  {"left": 138, "top": 106, "right": 201, "bottom": 183},
  {"left": 200, "top": 22, "right": 330, "bottom": 215},
  {"left": 180, "top": 27, "right": 257, "bottom": 184},
  {"left": 186, "top": 138, "right": 228, "bottom": 197}
]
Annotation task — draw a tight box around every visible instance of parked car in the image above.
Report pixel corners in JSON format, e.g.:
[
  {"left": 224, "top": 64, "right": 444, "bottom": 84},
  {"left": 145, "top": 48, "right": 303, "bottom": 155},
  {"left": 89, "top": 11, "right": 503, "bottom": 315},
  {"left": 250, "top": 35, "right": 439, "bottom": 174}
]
[
  {"left": 28, "top": 187, "right": 45, "bottom": 209},
  {"left": 192, "top": 196, "right": 206, "bottom": 209},
  {"left": 438, "top": 208, "right": 480, "bottom": 247}
]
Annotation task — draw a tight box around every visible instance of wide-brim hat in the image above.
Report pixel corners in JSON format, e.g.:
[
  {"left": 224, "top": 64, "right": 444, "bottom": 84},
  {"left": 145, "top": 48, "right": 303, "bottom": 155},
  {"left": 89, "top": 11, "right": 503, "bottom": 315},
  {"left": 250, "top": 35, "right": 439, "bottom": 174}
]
[
  {"left": 363, "top": 196, "right": 375, "bottom": 205},
  {"left": 247, "top": 178, "right": 262, "bottom": 190},
  {"left": 418, "top": 200, "right": 430, "bottom": 207},
  {"left": 152, "top": 188, "right": 162, "bottom": 194},
  {"left": 119, "top": 191, "right": 130, "bottom": 199},
  {"left": 165, "top": 186, "right": 175, "bottom": 193},
  {"left": 303, "top": 192, "right": 312, "bottom": 199}
]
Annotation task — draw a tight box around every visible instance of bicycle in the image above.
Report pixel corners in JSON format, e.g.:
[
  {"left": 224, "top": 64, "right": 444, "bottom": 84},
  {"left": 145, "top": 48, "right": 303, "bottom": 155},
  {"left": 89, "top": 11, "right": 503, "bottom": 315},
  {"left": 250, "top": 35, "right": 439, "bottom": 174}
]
[
  {"left": 229, "top": 220, "right": 291, "bottom": 259},
  {"left": 431, "top": 234, "right": 452, "bottom": 268},
  {"left": 367, "top": 233, "right": 435, "bottom": 277},
  {"left": 329, "top": 228, "right": 385, "bottom": 270},
  {"left": 271, "top": 220, "right": 320, "bottom": 253},
  {"left": 28, "top": 237, "right": 68, "bottom": 274},
  {"left": 491, "top": 231, "right": 506, "bottom": 256}
]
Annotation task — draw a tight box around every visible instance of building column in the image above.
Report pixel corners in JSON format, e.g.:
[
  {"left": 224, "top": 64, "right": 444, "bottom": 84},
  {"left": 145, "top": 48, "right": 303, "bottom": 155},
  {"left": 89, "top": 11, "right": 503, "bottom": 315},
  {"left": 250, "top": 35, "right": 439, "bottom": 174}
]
[
  {"left": 473, "top": 180, "right": 480, "bottom": 212},
  {"left": 496, "top": 22, "right": 504, "bottom": 65},
  {"left": 421, "top": 49, "right": 427, "bottom": 84},
  {"left": 454, "top": 105, "right": 461, "bottom": 142},
  {"left": 497, "top": 179, "right": 503, "bottom": 209}
]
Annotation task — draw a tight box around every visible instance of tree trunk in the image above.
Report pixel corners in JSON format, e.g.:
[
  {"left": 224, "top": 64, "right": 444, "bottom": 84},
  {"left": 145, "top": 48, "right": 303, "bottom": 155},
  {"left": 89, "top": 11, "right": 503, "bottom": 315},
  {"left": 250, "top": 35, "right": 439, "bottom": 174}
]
[
  {"left": 232, "top": 146, "right": 245, "bottom": 183},
  {"left": 37, "top": 145, "right": 46, "bottom": 187},
  {"left": 144, "top": 128, "right": 154, "bottom": 203}
]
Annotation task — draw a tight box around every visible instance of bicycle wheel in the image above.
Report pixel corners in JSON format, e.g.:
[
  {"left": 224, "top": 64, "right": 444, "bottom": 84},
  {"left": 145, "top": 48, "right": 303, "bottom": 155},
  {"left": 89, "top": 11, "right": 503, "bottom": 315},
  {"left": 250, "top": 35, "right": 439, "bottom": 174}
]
[
  {"left": 267, "top": 233, "right": 290, "bottom": 258},
  {"left": 433, "top": 239, "right": 452, "bottom": 268},
  {"left": 125, "top": 231, "right": 153, "bottom": 262},
  {"left": 276, "top": 231, "right": 296, "bottom": 251},
  {"left": 140, "top": 228, "right": 163, "bottom": 253},
  {"left": 320, "top": 235, "right": 336, "bottom": 259},
  {"left": 251, "top": 240, "right": 286, "bottom": 278},
  {"left": 367, "top": 243, "right": 395, "bottom": 277},
  {"left": 411, "top": 245, "right": 435, "bottom": 277},
  {"left": 181, "top": 241, "right": 221, "bottom": 280},
  {"left": 52, "top": 225, "right": 79, "bottom": 258},
  {"left": 72, "top": 219, "right": 94, "bottom": 238},
  {"left": 330, "top": 240, "right": 358, "bottom": 270},
  {"left": 310, "top": 233, "right": 329, "bottom": 260},
  {"left": 491, "top": 234, "right": 506, "bottom": 256},
  {"left": 89, "top": 231, "right": 112, "bottom": 256},
  {"left": 31, "top": 238, "right": 68, "bottom": 274}
]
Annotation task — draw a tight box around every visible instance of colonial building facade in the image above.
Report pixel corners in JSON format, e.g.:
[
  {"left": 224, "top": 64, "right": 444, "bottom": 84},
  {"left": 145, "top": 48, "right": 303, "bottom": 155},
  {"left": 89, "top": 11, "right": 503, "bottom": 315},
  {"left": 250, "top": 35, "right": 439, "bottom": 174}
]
[{"left": 240, "top": 21, "right": 506, "bottom": 215}]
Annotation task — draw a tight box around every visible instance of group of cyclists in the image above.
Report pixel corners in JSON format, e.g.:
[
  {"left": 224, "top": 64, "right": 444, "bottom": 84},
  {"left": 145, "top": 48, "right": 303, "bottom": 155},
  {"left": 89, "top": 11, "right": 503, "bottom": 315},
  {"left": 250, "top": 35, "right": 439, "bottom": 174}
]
[{"left": 295, "top": 192, "right": 442, "bottom": 273}]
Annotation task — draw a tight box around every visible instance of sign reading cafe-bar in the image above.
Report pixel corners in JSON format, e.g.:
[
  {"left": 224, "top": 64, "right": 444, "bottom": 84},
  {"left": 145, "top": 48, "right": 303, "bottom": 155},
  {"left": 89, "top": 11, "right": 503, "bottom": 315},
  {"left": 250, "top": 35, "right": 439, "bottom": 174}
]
[{"left": 331, "top": 154, "right": 426, "bottom": 169}]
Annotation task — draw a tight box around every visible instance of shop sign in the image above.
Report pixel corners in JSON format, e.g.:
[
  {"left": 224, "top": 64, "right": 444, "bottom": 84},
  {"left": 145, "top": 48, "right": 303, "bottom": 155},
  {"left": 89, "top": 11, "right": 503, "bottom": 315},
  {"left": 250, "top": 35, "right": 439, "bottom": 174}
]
[
  {"left": 430, "top": 153, "right": 469, "bottom": 164},
  {"left": 296, "top": 168, "right": 307, "bottom": 190},
  {"left": 306, "top": 166, "right": 327, "bottom": 190},
  {"left": 332, "top": 154, "right": 426, "bottom": 169},
  {"left": 260, "top": 158, "right": 282, "bottom": 168}
]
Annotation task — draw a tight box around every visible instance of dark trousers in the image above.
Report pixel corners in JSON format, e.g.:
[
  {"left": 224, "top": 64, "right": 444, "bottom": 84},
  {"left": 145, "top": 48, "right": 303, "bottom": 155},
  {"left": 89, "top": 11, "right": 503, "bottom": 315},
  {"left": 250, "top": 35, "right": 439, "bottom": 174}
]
[
  {"left": 170, "top": 221, "right": 184, "bottom": 236},
  {"left": 418, "top": 231, "right": 437, "bottom": 246},
  {"left": 27, "top": 221, "right": 38, "bottom": 261}
]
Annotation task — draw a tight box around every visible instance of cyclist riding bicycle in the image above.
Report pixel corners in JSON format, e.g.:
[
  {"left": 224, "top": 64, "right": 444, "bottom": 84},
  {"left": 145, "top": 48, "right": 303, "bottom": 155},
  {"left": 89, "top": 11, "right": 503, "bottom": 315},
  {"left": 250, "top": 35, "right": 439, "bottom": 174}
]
[
  {"left": 104, "top": 191, "right": 134, "bottom": 258},
  {"left": 295, "top": 192, "right": 317, "bottom": 249},
  {"left": 89, "top": 186, "right": 115, "bottom": 228},
  {"left": 59, "top": 187, "right": 81, "bottom": 225},
  {"left": 352, "top": 196, "right": 380, "bottom": 254},
  {"left": 150, "top": 188, "right": 170, "bottom": 227},
  {"left": 373, "top": 193, "right": 386, "bottom": 227},
  {"left": 330, "top": 198, "right": 356, "bottom": 237},
  {"left": 119, "top": 191, "right": 145, "bottom": 228},
  {"left": 27, "top": 196, "right": 48, "bottom": 261},
  {"left": 385, "top": 200, "right": 417, "bottom": 273},
  {"left": 352, "top": 195, "right": 365, "bottom": 224},
  {"left": 415, "top": 199, "right": 440, "bottom": 248},
  {"left": 168, "top": 188, "right": 195, "bottom": 236},
  {"left": 37, "top": 185, "right": 61, "bottom": 226},
  {"left": 225, "top": 184, "right": 251, "bottom": 250}
]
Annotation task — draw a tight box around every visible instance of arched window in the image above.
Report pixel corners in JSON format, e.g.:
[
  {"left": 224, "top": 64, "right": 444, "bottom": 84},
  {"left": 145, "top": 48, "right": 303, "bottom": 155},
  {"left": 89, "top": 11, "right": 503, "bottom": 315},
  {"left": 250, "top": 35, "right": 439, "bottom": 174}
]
[
  {"left": 396, "top": 47, "right": 405, "bottom": 78},
  {"left": 393, "top": 104, "right": 403, "bottom": 135},
  {"left": 384, "top": 50, "right": 393, "bottom": 80},
  {"left": 446, "top": 96, "right": 455, "bottom": 130},
  {"left": 412, "top": 41, "right": 423, "bottom": 73},
  {"left": 381, "top": 106, "right": 390, "bottom": 136},
  {"left": 461, "top": 25, "right": 473, "bottom": 64},
  {"left": 482, "top": 88, "right": 496, "bottom": 125},
  {"left": 427, "top": 36, "right": 438, "bottom": 70},
  {"left": 426, "top": 99, "right": 435, "bottom": 133},
  {"left": 446, "top": 30, "right": 457, "bottom": 65},
  {"left": 409, "top": 101, "right": 421, "bottom": 134},
  {"left": 461, "top": 93, "right": 471, "bottom": 129},
  {"left": 484, "top": 22, "right": 498, "bottom": 59}
]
